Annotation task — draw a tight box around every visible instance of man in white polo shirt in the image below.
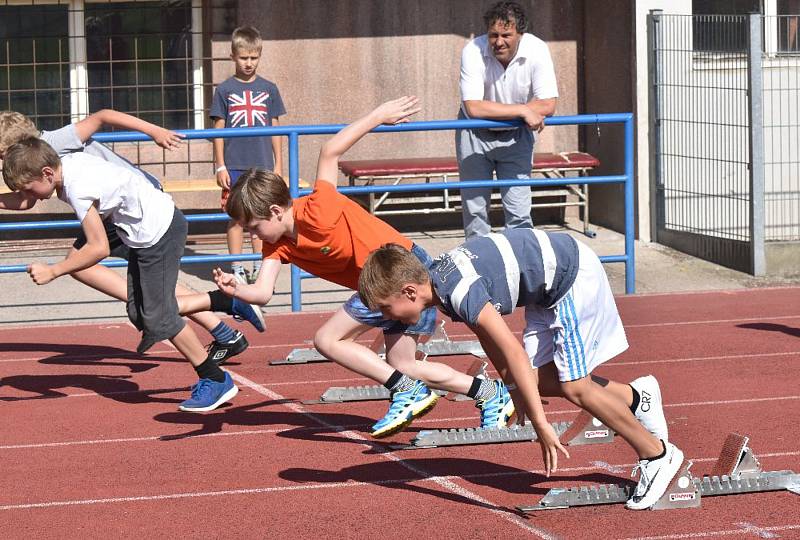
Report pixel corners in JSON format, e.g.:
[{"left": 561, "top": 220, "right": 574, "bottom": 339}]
[{"left": 457, "top": 1, "right": 558, "bottom": 238}]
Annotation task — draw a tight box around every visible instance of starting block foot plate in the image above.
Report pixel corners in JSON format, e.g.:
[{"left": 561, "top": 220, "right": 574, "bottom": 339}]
[
  {"left": 402, "top": 414, "right": 613, "bottom": 449},
  {"left": 517, "top": 433, "right": 800, "bottom": 513},
  {"left": 270, "top": 321, "right": 486, "bottom": 365}
]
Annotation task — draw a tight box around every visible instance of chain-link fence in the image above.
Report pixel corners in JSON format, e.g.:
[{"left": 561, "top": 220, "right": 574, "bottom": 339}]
[
  {"left": 1, "top": 0, "right": 236, "bottom": 180},
  {"left": 651, "top": 11, "right": 800, "bottom": 275}
]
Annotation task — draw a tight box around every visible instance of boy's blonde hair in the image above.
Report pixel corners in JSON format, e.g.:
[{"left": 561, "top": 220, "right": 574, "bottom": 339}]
[
  {"left": 2, "top": 137, "right": 60, "bottom": 190},
  {"left": 0, "top": 111, "right": 39, "bottom": 156},
  {"left": 358, "top": 243, "right": 430, "bottom": 310},
  {"left": 231, "top": 25, "right": 262, "bottom": 54},
  {"left": 226, "top": 168, "right": 291, "bottom": 223}
]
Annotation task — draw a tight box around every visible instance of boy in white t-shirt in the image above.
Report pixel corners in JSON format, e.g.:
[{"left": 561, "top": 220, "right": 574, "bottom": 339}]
[
  {"left": 0, "top": 110, "right": 265, "bottom": 365},
  {"left": 2, "top": 137, "right": 239, "bottom": 412}
]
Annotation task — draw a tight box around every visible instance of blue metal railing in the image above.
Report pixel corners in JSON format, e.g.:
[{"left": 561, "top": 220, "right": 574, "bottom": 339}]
[{"left": 0, "top": 114, "right": 636, "bottom": 309}]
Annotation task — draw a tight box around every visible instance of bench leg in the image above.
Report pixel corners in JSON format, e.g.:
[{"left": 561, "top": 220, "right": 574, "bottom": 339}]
[{"left": 580, "top": 175, "right": 597, "bottom": 238}]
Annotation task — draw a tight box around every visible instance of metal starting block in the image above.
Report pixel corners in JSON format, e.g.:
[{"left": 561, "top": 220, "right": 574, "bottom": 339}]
[
  {"left": 402, "top": 411, "right": 615, "bottom": 449},
  {"left": 304, "top": 386, "right": 448, "bottom": 405},
  {"left": 308, "top": 358, "right": 488, "bottom": 404},
  {"left": 516, "top": 432, "right": 800, "bottom": 512},
  {"left": 270, "top": 321, "right": 485, "bottom": 365}
]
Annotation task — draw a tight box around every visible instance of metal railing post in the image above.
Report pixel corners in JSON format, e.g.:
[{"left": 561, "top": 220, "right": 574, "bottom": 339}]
[
  {"left": 624, "top": 114, "right": 636, "bottom": 294},
  {"left": 288, "top": 131, "right": 303, "bottom": 311}
]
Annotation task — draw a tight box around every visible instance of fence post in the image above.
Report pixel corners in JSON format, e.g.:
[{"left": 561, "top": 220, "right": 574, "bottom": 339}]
[
  {"left": 748, "top": 13, "right": 766, "bottom": 276},
  {"left": 648, "top": 10, "right": 664, "bottom": 242}
]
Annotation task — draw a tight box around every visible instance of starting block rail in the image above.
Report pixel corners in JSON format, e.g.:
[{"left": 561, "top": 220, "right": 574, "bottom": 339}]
[
  {"left": 401, "top": 411, "right": 614, "bottom": 450},
  {"left": 306, "top": 385, "right": 390, "bottom": 403},
  {"left": 271, "top": 321, "right": 485, "bottom": 365},
  {"left": 306, "top": 359, "right": 488, "bottom": 404},
  {"left": 517, "top": 433, "right": 800, "bottom": 512},
  {"left": 303, "top": 386, "right": 449, "bottom": 405}
]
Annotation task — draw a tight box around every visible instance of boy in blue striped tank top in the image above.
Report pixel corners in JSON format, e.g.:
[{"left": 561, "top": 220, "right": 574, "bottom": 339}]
[{"left": 358, "top": 228, "right": 683, "bottom": 510}]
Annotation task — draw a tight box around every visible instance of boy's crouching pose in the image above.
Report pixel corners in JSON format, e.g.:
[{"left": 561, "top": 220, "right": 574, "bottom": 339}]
[
  {"left": 359, "top": 230, "right": 682, "bottom": 510},
  {"left": 3, "top": 138, "right": 239, "bottom": 412}
]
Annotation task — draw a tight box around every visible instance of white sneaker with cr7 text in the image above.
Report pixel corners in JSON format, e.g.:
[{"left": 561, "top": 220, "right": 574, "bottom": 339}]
[
  {"left": 625, "top": 441, "right": 684, "bottom": 510},
  {"left": 630, "top": 375, "right": 668, "bottom": 442}
]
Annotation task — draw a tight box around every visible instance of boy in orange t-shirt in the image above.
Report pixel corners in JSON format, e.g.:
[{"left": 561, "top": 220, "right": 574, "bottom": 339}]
[{"left": 204, "top": 97, "right": 516, "bottom": 437}]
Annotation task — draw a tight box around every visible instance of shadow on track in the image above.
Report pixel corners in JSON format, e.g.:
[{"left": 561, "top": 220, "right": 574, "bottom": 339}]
[
  {"left": 279, "top": 457, "right": 627, "bottom": 512},
  {"left": 154, "top": 400, "right": 378, "bottom": 440},
  {"left": 0, "top": 341, "right": 184, "bottom": 372},
  {"left": 0, "top": 373, "right": 183, "bottom": 404},
  {"left": 737, "top": 322, "right": 800, "bottom": 338}
]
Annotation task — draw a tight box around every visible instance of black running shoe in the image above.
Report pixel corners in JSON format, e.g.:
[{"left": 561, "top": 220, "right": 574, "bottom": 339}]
[{"left": 206, "top": 330, "right": 249, "bottom": 365}]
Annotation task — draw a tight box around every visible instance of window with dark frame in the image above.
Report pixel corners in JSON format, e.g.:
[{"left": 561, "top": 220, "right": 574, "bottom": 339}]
[
  {"left": 692, "top": 0, "right": 800, "bottom": 53},
  {"left": 0, "top": 4, "right": 70, "bottom": 131},
  {"left": 692, "top": 0, "right": 761, "bottom": 53},
  {"left": 777, "top": 0, "right": 800, "bottom": 52},
  {"left": 0, "top": 1, "right": 195, "bottom": 132},
  {"left": 85, "top": 1, "right": 193, "bottom": 130}
]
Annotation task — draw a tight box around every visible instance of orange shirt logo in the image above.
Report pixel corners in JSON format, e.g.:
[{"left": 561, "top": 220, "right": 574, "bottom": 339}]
[{"left": 320, "top": 246, "right": 331, "bottom": 255}]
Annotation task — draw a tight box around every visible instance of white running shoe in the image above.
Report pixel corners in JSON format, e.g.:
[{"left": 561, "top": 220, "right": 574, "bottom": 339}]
[
  {"left": 626, "top": 441, "right": 684, "bottom": 510},
  {"left": 232, "top": 267, "right": 249, "bottom": 285},
  {"left": 630, "top": 375, "right": 669, "bottom": 442}
]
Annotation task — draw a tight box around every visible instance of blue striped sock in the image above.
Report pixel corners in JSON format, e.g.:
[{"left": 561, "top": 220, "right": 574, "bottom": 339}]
[{"left": 210, "top": 322, "right": 236, "bottom": 343}]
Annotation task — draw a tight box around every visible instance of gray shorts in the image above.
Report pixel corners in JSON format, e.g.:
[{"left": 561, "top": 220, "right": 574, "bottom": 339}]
[
  {"left": 127, "top": 208, "right": 187, "bottom": 352},
  {"left": 73, "top": 218, "right": 130, "bottom": 260}
]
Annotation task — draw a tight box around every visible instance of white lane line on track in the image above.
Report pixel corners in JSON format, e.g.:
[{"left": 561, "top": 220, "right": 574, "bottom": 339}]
[
  {"left": 624, "top": 314, "right": 800, "bottom": 329},
  {"left": 734, "top": 522, "right": 780, "bottom": 539},
  {"left": 2, "top": 312, "right": 799, "bottom": 364},
  {"left": 667, "top": 395, "right": 800, "bottom": 408},
  {"left": 2, "top": 449, "right": 799, "bottom": 515},
  {"left": 609, "top": 351, "right": 800, "bottom": 367},
  {"left": 224, "top": 369, "right": 559, "bottom": 539},
  {"left": 3, "top": 349, "right": 798, "bottom": 399},
  {"left": 2, "top": 395, "right": 798, "bottom": 451},
  {"left": 2, "top": 343, "right": 798, "bottom": 367},
  {"left": 622, "top": 524, "right": 800, "bottom": 540}
]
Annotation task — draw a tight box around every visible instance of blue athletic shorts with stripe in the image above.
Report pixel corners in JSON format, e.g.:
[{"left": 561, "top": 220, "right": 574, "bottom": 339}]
[
  {"left": 522, "top": 240, "right": 629, "bottom": 382},
  {"left": 343, "top": 243, "right": 438, "bottom": 336}
]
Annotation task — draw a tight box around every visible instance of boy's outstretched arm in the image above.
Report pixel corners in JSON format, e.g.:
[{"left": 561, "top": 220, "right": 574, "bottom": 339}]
[
  {"left": 213, "top": 257, "right": 281, "bottom": 306},
  {"left": 28, "top": 205, "right": 109, "bottom": 285},
  {"left": 471, "top": 303, "right": 570, "bottom": 476},
  {"left": 315, "top": 96, "right": 420, "bottom": 185},
  {"left": 73, "top": 109, "right": 184, "bottom": 150}
]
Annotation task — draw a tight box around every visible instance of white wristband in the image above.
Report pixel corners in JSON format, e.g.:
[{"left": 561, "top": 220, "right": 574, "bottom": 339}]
[{"left": 215, "top": 165, "right": 227, "bottom": 173}]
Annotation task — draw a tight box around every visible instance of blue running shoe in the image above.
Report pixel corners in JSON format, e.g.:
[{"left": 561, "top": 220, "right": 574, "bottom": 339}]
[
  {"left": 178, "top": 372, "right": 239, "bottom": 412},
  {"left": 477, "top": 379, "right": 515, "bottom": 429},
  {"left": 371, "top": 380, "right": 439, "bottom": 438},
  {"left": 231, "top": 297, "right": 265, "bottom": 332}
]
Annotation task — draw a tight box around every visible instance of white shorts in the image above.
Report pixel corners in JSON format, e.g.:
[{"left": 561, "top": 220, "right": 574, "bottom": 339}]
[{"left": 523, "top": 240, "right": 628, "bottom": 382}]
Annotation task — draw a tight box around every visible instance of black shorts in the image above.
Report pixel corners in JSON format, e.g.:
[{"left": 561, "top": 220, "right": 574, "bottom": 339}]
[{"left": 73, "top": 219, "right": 130, "bottom": 260}]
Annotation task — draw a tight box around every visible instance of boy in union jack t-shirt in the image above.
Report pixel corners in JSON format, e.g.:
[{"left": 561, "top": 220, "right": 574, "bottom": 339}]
[{"left": 211, "top": 25, "right": 286, "bottom": 284}]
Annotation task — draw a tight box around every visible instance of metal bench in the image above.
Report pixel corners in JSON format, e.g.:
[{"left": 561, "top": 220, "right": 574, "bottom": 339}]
[{"left": 339, "top": 152, "right": 599, "bottom": 237}]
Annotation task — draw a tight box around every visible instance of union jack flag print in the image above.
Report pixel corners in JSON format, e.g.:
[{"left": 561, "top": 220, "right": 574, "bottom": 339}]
[{"left": 228, "top": 91, "right": 270, "bottom": 127}]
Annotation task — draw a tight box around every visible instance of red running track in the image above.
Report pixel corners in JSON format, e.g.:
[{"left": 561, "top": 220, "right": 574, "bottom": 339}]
[{"left": 1, "top": 288, "right": 799, "bottom": 539}]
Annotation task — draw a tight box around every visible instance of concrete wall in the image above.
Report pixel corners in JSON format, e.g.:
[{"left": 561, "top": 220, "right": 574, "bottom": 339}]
[
  {"left": 582, "top": 0, "right": 633, "bottom": 235},
  {"left": 216, "top": 0, "right": 582, "bottom": 185},
  {"left": 3, "top": 0, "right": 590, "bottom": 230}
]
